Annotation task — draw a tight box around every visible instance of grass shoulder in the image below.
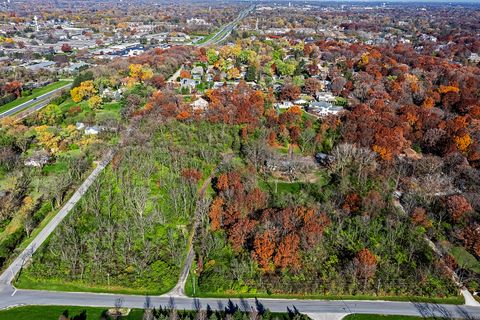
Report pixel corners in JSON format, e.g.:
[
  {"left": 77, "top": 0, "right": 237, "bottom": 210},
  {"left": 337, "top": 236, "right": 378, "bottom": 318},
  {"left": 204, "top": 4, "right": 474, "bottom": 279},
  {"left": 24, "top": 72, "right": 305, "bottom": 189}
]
[
  {"left": 185, "top": 273, "right": 463, "bottom": 305},
  {"left": 0, "top": 305, "right": 143, "bottom": 320},
  {"left": 14, "top": 274, "right": 173, "bottom": 296},
  {"left": 344, "top": 315, "right": 438, "bottom": 320},
  {"left": 0, "top": 81, "right": 71, "bottom": 114}
]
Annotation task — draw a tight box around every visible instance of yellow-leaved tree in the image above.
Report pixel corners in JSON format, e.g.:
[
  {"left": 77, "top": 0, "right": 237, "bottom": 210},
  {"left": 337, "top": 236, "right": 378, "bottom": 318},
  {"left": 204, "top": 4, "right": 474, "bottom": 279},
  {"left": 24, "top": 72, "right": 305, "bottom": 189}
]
[
  {"left": 70, "top": 80, "right": 97, "bottom": 102},
  {"left": 227, "top": 67, "right": 240, "bottom": 80},
  {"left": 129, "top": 64, "right": 153, "bottom": 83},
  {"left": 88, "top": 95, "right": 103, "bottom": 110},
  {"left": 35, "top": 125, "right": 61, "bottom": 154}
]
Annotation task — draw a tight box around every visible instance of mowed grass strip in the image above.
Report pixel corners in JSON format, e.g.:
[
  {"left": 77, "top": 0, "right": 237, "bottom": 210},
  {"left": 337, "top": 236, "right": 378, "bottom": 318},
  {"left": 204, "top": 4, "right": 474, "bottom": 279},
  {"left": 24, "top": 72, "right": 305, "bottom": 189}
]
[
  {"left": 0, "top": 81, "right": 71, "bottom": 114},
  {"left": 344, "top": 315, "right": 438, "bottom": 320},
  {"left": 0, "top": 305, "right": 143, "bottom": 320}
]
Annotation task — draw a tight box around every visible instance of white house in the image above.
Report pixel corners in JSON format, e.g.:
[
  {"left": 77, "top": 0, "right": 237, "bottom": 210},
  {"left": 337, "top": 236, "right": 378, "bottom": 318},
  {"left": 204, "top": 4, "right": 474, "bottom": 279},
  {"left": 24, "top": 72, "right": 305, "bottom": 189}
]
[
  {"left": 274, "top": 101, "right": 294, "bottom": 109},
  {"left": 315, "top": 91, "right": 336, "bottom": 103},
  {"left": 294, "top": 99, "right": 308, "bottom": 106},
  {"left": 180, "top": 78, "right": 200, "bottom": 90},
  {"left": 190, "top": 97, "right": 209, "bottom": 111},
  {"left": 85, "top": 126, "right": 101, "bottom": 135},
  {"left": 192, "top": 66, "right": 204, "bottom": 76},
  {"left": 24, "top": 151, "right": 50, "bottom": 167},
  {"left": 76, "top": 122, "right": 85, "bottom": 130},
  {"left": 309, "top": 101, "right": 343, "bottom": 116}
]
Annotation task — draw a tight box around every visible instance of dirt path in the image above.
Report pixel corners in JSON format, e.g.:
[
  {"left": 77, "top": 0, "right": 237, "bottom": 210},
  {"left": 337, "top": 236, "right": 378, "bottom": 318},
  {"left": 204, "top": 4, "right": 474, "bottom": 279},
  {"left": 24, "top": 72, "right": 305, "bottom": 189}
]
[{"left": 167, "top": 153, "right": 232, "bottom": 297}]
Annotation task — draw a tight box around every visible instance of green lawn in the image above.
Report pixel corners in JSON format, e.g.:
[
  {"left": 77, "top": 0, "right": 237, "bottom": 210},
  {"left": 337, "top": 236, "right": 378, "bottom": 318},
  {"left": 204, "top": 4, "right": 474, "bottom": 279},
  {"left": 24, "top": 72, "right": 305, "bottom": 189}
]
[
  {"left": 449, "top": 246, "right": 480, "bottom": 274},
  {"left": 0, "top": 305, "right": 143, "bottom": 320},
  {"left": 195, "top": 29, "right": 220, "bottom": 45},
  {"left": 0, "top": 81, "right": 72, "bottom": 114},
  {"left": 344, "top": 315, "right": 438, "bottom": 320}
]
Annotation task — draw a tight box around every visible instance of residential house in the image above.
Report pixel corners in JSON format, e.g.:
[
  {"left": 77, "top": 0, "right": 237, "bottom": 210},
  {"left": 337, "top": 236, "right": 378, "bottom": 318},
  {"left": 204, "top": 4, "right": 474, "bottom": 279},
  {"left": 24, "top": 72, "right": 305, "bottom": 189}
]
[
  {"left": 191, "top": 66, "right": 204, "bottom": 80},
  {"left": 294, "top": 99, "right": 309, "bottom": 106},
  {"left": 308, "top": 101, "right": 343, "bottom": 116},
  {"left": 85, "top": 126, "right": 101, "bottom": 135},
  {"left": 274, "top": 101, "right": 294, "bottom": 109},
  {"left": 24, "top": 150, "right": 50, "bottom": 167},
  {"left": 315, "top": 91, "right": 336, "bottom": 103},
  {"left": 181, "top": 78, "right": 200, "bottom": 90},
  {"left": 190, "top": 97, "right": 209, "bottom": 111},
  {"left": 24, "top": 60, "right": 56, "bottom": 71}
]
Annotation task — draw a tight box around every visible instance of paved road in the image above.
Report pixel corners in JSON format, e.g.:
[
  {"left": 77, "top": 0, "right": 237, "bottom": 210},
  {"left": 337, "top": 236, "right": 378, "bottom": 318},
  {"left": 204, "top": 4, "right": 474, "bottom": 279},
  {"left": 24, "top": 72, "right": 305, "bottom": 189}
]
[
  {"left": 0, "top": 150, "right": 114, "bottom": 286},
  {"left": 0, "top": 83, "right": 71, "bottom": 119},
  {"left": 200, "top": 5, "right": 254, "bottom": 47},
  {"left": 0, "top": 289, "right": 480, "bottom": 319}
]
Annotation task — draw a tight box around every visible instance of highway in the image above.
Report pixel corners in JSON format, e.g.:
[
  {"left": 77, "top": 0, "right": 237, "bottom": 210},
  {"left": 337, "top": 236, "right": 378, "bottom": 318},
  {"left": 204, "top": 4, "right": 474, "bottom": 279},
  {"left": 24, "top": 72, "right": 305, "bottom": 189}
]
[
  {"left": 200, "top": 5, "right": 255, "bottom": 47},
  {"left": 0, "top": 83, "right": 71, "bottom": 119}
]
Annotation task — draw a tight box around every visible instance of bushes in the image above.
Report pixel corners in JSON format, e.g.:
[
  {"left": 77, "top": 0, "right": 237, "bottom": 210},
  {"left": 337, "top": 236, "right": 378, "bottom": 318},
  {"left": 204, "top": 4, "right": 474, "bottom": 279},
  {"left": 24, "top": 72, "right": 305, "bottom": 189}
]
[
  {"left": 0, "top": 228, "right": 26, "bottom": 268},
  {"left": 0, "top": 93, "right": 16, "bottom": 107},
  {"left": 18, "top": 121, "right": 237, "bottom": 293}
]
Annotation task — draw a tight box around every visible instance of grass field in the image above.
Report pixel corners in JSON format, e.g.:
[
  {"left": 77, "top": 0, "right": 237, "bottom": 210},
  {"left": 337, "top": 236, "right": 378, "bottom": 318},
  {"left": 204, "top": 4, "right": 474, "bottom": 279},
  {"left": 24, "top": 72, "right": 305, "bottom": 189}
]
[
  {"left": 0, "top": 81, "right": 71, "bottom": 114},
  {"left": 449, "top": 246, "right": 480, "bottom": 274},
  {"left": 0, "top": 305, "right": 143, "bottom": 320},
  {"left": 193, "top": 30, "right": 218, "bottom": 45},
  {"left": 344, "top": 315, "right": 437, "bottom": 320}
]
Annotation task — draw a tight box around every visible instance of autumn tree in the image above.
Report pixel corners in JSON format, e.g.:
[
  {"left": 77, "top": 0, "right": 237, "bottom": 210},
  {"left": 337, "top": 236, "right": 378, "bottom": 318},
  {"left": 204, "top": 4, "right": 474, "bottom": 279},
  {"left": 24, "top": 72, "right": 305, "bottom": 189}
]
[
  {"left": 3, "top": 81, "right": 22, "bottom": 97},
  {"left": 209, "top": 197, "right": 224, "bottom": 232},
  {"left": 61, "top": 43, "right": 73, "bottom": 53},
  {"left": 445, "top": 195, "right": 472, "bottom": 223},
  {"left": 304, "top": 78, "right": 323, "bottom": 95},
  {"left": 70, "top": 80, "right": 97, "bottom": 103},
  {"left": 181, "top": 168, "right": 202, "bottom": 184},
  {"left": 354, "top": 248, "right": 377, "bottom": 288},
  {"left": 148, "top": 75, "right": 166, "bottom": 89},
  {"left": 411, "top": 207, "right": 432, "bottom": 228},
  {"left": 253, "top": 230, "right": 276, "bottom": 272},
  {"left": 342, "top": 192, "right": 362, "bottom": 215},
  {"left": 88, "top": 95, "right": 102, "bottom": 110},
  {"left": 458, "top": 223, "right": 480, "bottom": 257},
  {"left": 274, "top": 233, "right": 300, "bottom": 271},
  {"left": 129, "top": 64, "right": 153, "bottom": 83},
  {"left": 180, "top": 69, "right": 191, "bottom": 79},
  {"left": 226, "top": 67, "right": 240, "bottom": 80},
  {"left": 279, "top": 83, "right": 301, "bottom": 101}
]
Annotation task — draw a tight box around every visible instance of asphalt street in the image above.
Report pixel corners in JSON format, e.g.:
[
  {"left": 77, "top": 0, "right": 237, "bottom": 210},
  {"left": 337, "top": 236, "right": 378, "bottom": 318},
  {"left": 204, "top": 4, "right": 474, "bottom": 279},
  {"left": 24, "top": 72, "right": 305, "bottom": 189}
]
[
  {"left": 0, "top": 287, "right": 480, "bottom": 319},
  {"left": 0, "top": 83, "right": 71, "bottom": 119}
]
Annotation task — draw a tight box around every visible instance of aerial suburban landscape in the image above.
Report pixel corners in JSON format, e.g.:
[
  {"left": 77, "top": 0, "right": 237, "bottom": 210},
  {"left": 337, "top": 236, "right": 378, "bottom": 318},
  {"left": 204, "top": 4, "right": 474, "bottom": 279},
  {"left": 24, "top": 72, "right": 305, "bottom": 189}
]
[{"left": 0, "top": 0, "right": 479, "bottom": 319}]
